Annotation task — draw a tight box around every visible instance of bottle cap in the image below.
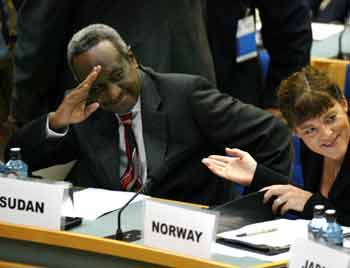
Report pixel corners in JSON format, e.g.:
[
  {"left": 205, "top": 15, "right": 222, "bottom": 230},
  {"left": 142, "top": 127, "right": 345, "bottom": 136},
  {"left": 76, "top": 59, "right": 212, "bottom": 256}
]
[
  {"left": 314, "top": 204, "right": 325, "bottom": 210},
  {"left": 313, "top": 204, "right": 325, "bottom": 216},
  {"left": 325, "top": 209, "right": 336, "bottom": 215},
  {"left": 325, "top": 209, "right": 337, "bottom": 221}
]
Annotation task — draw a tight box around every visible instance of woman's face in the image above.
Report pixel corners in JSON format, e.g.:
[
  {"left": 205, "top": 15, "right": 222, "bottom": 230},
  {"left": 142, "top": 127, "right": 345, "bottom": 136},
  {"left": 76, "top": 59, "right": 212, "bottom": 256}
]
[{"left": 295, "top": 100, "right": 350, "bottom": 160}]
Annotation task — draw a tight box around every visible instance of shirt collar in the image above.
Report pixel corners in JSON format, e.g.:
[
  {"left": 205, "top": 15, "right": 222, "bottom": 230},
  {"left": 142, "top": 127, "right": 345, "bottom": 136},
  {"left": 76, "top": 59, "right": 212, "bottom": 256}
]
[{"left": 115, "top": 96, "right": 141, "bottom": 122}]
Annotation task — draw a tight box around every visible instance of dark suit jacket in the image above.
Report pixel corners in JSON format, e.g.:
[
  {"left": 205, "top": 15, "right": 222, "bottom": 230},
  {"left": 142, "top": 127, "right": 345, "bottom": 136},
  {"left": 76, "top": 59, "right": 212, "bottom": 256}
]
[
  {"left": 7, "top": 68, "right": 291, "bottom": 206},
  {"left": 300, "top": 141, "right": 350, "bottom": 226},
  {"left": 206, "top": 0, "right": 312, "bottom": 108},
  {"left": 310, "top": 0, "right": 350, "bottom": 23},
  {"left": 12, "top": 0, "right": 215, "bottom": 124}
]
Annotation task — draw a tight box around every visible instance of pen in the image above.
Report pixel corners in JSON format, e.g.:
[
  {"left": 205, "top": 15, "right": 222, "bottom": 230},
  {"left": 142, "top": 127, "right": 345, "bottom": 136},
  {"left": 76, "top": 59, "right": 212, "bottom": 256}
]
[{"left": 236, "top": 227, "right": 278, "bottom": 237}]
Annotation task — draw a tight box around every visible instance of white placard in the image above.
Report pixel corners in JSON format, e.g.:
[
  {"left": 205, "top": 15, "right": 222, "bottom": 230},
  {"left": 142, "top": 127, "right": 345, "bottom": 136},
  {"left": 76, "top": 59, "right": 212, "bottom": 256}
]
[
  {"left": 143, "top": 199, "right": 217, "bottom": 259},
  {"left": 289, "top": 238, "right": 350, "bottom": 268},
  {"left": 0, "top": 176, "right": 65, "bottom": 230}
]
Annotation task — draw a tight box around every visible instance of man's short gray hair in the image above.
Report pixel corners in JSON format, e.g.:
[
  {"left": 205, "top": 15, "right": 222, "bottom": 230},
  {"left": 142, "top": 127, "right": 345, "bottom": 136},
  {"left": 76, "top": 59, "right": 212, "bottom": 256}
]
[{"left": 67, "top": 24, "right": 129, "bottom": 79}]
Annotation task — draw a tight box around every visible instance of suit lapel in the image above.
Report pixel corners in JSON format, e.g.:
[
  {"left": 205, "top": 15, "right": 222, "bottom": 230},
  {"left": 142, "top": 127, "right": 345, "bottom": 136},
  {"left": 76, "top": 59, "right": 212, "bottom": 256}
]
[
  {"left": 140, "top": 68, "right": 167, "bottom": 179},
  {"left": 88, "top": 111, "right": 121, "bottom": 189}
]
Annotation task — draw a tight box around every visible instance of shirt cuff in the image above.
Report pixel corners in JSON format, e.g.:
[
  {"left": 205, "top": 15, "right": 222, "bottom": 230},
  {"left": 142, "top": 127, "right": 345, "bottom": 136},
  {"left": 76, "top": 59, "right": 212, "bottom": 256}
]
[{"left": 46, "top": 113, "right": 68, "bottom": 138}]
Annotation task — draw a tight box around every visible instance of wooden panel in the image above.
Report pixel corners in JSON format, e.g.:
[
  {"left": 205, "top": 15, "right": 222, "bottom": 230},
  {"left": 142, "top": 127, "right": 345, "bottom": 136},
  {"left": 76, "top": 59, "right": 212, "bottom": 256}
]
[
  {"left": 0, "top": 221, "right": 237, "bottom": 268},
  {"left": 311, "top": 57, "right": 349, "bottom": 92}
]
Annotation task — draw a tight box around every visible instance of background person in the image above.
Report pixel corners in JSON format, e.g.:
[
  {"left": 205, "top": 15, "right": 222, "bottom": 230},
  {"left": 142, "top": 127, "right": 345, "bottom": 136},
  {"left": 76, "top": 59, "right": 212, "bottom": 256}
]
[
  {"left": 309, "top": 0, "right": 350, "bottom": 23},
  {"left": 206, "top": 0, "right": 312, "bottom": 113}
]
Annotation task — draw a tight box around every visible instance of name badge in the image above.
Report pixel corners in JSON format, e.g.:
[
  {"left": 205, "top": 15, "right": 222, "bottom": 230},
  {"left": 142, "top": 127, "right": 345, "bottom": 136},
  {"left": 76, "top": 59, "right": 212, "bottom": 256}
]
[
  {"left": 289, "top": 238, "right": 350, "bottom": 268},
  {"left": 236, "top": 15, "right": 258, "bottom": 63},
  {"left": 143, "top": 199, "right": 217, "bottom": 259},
  {"left": 0, "top": 176, "right": 65, "bottom": 230}
]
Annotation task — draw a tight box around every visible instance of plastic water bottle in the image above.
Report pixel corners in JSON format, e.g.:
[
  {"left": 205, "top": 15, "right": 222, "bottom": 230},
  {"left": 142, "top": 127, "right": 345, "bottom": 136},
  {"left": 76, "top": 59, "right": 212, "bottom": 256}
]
[
  {"left": 308, "top": 204, "right": 327, "bottom": 241},
  {"left": 321, "top": 209, "right": 343, "bottom": 247},
  {"left": 6, "top": 147, "right": 29, "bottom": 178}
]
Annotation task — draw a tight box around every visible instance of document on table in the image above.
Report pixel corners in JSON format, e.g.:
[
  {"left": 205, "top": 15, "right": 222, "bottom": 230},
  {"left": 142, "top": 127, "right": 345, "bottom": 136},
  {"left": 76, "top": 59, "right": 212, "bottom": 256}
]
[
  {"left": 62, "top": 188, "right": 149, "bottom": 220},
  {"left": 217, "top": 219, "right": 308, "bottom": 252},
  {"left": 216, "top": 218, "right": 350, "bottom": 256}
]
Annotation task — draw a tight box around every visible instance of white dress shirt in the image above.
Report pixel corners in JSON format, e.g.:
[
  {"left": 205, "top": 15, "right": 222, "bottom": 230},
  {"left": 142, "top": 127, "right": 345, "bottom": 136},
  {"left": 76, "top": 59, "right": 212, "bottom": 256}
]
[{"left": 46, "top": 97, "right": 148, "bottom": 183}]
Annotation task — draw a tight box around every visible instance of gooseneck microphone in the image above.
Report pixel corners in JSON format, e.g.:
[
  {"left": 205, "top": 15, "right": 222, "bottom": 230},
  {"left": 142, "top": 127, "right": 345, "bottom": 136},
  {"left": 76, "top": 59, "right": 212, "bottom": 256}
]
[
  {"left": 114, "top": 178, "right": 153, "bottom": 241},
  {"left": 109, "top": 151, "right": 189, "bottom": 242}
]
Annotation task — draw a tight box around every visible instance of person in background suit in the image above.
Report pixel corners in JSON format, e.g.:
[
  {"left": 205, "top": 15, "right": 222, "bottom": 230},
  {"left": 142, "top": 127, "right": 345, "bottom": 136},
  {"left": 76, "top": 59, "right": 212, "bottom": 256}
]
[
  {"left": 203, "top": 66, "right": 350, "bottom": 225},
  {"left": 206, "top": 0, "right": 312, "bottom": 114},
  {"left": 310, "top": 0, "right": 350, "bottom": 23},
  {"left": 0, "top": 0, "right": 16, "bottom": 161},
  {"left": 7, "top": 24, "right": 291, "bottom": 206}
]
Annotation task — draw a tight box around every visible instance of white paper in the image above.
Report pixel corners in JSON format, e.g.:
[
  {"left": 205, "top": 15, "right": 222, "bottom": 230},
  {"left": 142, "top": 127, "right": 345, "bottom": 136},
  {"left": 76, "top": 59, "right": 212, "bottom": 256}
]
[
  {"left": 216, "top": 218, "right": 350, "bottom": 256},
  {"left": 290, "top": 238, "right": 350, "bottom": 268},
  {"left": 217, "top": 219, "right": 309, "bottom": 248},
  {"left": 312, "top": 22, "right": 344, "bottom": 41},
  {"left": 0, "top": 176, "right": 64, "bottom": 230},
  {"left": 62, "top": 188, "right": 149, "bottom": 220}
]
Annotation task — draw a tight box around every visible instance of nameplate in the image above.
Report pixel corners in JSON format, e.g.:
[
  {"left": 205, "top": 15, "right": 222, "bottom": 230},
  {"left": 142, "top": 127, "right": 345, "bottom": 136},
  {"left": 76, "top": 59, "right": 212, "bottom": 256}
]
[
  {"left": 143, "top": 199, "right": 217, "bottom": 259},
  {"left": 0, "top": 176, "right": 65, "bottom": 230},
  {"left": 289, "top": 238, "right": 350, "bottom": 268}
]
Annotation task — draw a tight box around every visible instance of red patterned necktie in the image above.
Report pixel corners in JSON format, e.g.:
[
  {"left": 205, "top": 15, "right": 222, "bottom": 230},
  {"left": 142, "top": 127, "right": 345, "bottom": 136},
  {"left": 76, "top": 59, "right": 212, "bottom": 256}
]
[{"left": 119, "top": 113, "right": 142, "bottom": 191}]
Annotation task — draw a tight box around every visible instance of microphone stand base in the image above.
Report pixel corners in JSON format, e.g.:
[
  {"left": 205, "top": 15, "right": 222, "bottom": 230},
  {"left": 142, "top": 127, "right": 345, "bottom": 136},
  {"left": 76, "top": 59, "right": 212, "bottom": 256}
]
[{"left": 105, "top": 229, "right": 142, "bottom": 242}]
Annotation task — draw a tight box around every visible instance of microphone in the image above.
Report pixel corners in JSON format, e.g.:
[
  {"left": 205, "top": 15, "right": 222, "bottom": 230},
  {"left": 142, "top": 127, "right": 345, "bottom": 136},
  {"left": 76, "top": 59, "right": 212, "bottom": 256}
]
[
  {"left": 108, "top": 152, "right": 188, "bottom": 242},
  {"left": 113, "top": 179, "right": 153, "bottom": 241}
]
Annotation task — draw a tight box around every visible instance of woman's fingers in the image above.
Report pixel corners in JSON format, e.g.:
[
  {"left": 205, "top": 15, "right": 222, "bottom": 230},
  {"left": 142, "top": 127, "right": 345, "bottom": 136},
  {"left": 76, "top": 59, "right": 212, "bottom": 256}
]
[
  {"left": 263, "top": 185, "right": 290, "bottom": 203},
  {"left": 208, "top": 155, "right": 232, "bottom": 163},
  {"left": 225, "top": 147, "right": 245, "bottom": 158},
  {"left": 271, "top": 195, "right": 286, "bottom": 213}
]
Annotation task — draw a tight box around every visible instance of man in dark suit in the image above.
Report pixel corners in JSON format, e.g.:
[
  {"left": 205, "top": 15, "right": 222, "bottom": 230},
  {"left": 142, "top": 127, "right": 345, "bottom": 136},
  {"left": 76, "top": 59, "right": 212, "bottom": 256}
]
[
  {"left": 10, "top": 0, "right": 215, "bottom": 126},
  {"left": 309, "top": 0, "right": 350, "bottom": 23},
  {"left": 7, "top": 24, "right": 290, "bottom": 206},
  {"left": 9, "top": 1, "right": 312, "bottom": 126}
]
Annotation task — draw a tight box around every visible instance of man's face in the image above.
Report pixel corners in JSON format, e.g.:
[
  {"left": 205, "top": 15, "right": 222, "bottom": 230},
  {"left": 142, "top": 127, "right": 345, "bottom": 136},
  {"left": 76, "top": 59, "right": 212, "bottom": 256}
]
[{"left": 72, "top": 40, "right": 141, "bottom": 114}]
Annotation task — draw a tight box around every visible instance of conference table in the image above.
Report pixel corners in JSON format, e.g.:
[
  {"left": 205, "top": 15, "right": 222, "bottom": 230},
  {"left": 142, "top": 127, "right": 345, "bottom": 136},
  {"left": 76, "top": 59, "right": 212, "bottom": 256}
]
[
  {"left": 0, "top": 197, "right": 288, "bottom": 268},
  {"left": 1, "top": 24, "right": 347, "bottom": 268}
]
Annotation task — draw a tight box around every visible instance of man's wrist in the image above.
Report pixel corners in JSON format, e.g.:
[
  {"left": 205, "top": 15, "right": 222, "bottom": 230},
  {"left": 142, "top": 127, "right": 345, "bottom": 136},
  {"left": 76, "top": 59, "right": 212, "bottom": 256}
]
[{"left": 48, "top": 112, "right": 68, "bottom": 131}]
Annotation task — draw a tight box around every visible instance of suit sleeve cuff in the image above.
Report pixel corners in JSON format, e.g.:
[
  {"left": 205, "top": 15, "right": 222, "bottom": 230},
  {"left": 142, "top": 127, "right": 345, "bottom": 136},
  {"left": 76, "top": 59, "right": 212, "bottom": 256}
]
[
  {"left": 46, "top": 113, "right": 68, "bottom": 138},
  {"left": 249, "top": 163, "right": 289, "bottom": 191},
  {"left": 303, "top": 193, "right": 334, "bottom": 219}
]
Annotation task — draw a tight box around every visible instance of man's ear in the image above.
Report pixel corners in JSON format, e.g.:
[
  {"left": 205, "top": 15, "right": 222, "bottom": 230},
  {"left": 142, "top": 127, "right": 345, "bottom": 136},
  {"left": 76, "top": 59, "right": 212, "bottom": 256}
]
[{"left": 127, "top": 46, "right": 138, "bottom": 66}]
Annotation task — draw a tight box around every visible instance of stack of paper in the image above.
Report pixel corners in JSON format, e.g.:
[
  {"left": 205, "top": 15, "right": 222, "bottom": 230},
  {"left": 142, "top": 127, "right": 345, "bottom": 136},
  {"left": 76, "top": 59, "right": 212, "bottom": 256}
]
[{"left": 62, "top": 188, "right": 149, "bottom": 220}]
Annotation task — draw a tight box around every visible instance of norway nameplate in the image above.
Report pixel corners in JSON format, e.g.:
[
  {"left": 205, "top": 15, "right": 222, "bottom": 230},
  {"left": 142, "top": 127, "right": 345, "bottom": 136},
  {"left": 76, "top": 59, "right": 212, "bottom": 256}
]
[{"left": 143, "top": 199, "right": 217, "bottom": 259}]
